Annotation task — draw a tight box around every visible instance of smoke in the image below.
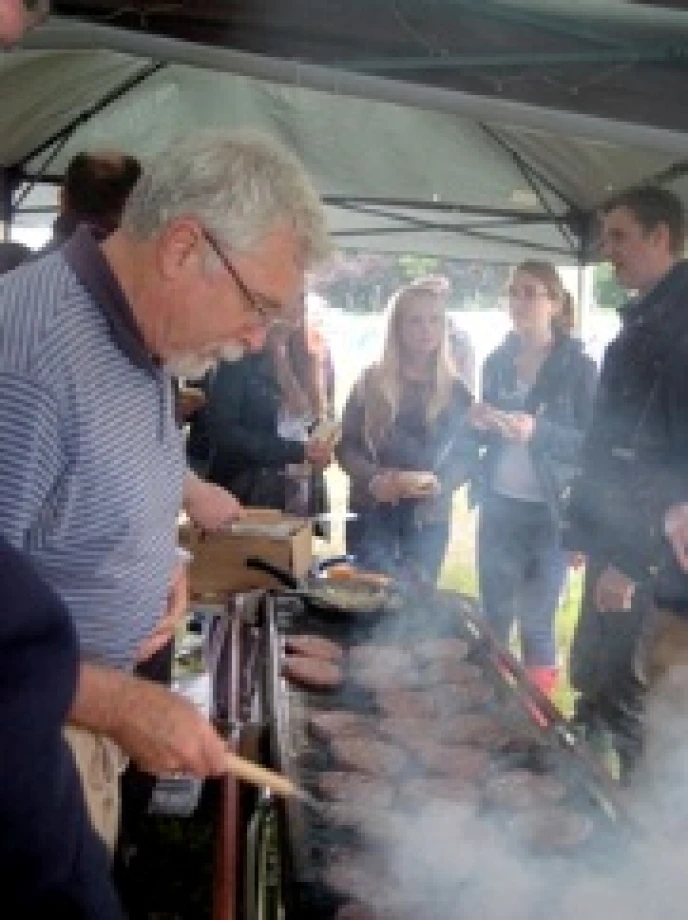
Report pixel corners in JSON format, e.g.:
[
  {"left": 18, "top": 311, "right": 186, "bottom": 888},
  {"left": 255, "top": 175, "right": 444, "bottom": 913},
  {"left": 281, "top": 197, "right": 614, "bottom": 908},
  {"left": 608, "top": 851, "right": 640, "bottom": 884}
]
[{"left": 307, "top": 601, "right": 688, "bottom": 920}]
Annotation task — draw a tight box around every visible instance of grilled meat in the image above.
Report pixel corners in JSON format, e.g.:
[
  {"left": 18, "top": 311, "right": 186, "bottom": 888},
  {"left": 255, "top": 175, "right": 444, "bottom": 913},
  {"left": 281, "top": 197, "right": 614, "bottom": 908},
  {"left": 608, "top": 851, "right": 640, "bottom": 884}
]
[
  {"left": 330, "top": 735, "right": 408, "bottom": 776},
  {"left": 309, "top": 710, "right": 376, "bottom": 743},
  {"left": 413, "top": 637, "right": 470, "bottom": 663},
  {"left": 284, "top": 633, "right": 344, "bottom": 662},
  {"left": 406, "top": 740, "right": 490, "bottom": 780},
  {"left": 376, "top": 689, "right": 435, "bottom": 720},
  {"left": 483, "top": 769, "right": 567, "bottom": 810},
  {"left": 316, "top": 771, "right": 394, "bottom": 808},
  {"left": 506, "top": 805, "right": 595, "bottom": 851},
  {"left": 282, "top": 654, "right": 343, "bottom": 691},
  {"left": 349, "top": 644, "right": 413, "bottom": 672}
]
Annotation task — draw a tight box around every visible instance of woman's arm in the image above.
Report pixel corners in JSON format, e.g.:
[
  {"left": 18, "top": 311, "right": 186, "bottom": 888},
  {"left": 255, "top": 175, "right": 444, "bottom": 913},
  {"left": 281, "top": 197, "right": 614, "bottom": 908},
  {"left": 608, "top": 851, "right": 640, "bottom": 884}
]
[
  {"left": 335, "top": 379, "right": 380, "bottom": 483},
  {"left": 530, "top": 353, "right": 598, "bottom": 465}
]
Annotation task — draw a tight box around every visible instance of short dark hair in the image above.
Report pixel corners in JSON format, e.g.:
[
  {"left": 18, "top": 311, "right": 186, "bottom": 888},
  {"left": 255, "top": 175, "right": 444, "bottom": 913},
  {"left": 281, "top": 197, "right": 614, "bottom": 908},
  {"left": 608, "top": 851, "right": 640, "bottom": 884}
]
[
  {"left": 601, "top": 185, "right": 685, "bottom": 255},
  {"left": 63, "top": 152, "right": 142, "bottom": 234}
]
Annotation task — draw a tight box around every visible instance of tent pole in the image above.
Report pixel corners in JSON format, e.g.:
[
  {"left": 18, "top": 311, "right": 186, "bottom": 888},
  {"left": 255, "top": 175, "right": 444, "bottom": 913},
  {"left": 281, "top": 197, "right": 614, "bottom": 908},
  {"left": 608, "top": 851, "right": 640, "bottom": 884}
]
[{"left": 0, "top": 167, "right": 14, "bottom": 242}]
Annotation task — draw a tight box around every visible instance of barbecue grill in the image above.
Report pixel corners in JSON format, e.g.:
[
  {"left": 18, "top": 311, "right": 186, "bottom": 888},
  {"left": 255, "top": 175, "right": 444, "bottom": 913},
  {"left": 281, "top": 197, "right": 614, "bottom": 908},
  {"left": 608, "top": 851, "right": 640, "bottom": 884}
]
[
  {"left": 116, "top": 593, "right": 267, "bottom": 920},
  {"left": 259, "top": 586, "right": 629, "bottom": 920}
]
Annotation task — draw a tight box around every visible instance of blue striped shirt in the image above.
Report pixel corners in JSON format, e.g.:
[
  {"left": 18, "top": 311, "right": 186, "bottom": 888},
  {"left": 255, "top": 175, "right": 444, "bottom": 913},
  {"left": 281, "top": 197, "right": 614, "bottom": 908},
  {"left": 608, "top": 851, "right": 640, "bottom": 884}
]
[{"left": 0, "top": 228, "right": 185, "bottom": 669}]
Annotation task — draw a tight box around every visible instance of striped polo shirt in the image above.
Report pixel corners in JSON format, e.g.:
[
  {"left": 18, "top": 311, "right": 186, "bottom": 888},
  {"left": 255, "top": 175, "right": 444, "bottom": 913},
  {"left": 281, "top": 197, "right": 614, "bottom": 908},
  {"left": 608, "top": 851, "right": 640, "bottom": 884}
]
[{"left": 0, "top": 228, "right": 185, "bottom": 670}]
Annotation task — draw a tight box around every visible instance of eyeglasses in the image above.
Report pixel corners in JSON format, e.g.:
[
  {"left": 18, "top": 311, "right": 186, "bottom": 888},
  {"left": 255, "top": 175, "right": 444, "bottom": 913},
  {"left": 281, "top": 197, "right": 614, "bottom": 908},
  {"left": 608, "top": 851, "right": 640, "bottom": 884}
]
[
  {"left": 507, "top": 283, "right": 550, "bottom": 301},
  {"left": 201, "top": 226, "right": 281, "bottom": 327}
]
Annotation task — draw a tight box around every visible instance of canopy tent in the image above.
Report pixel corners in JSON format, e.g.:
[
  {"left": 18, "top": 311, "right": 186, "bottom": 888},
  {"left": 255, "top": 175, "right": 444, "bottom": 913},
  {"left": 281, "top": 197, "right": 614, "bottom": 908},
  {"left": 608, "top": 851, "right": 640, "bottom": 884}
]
[{"left": 2, "top": 1, "right": 688, "bottom": 263}]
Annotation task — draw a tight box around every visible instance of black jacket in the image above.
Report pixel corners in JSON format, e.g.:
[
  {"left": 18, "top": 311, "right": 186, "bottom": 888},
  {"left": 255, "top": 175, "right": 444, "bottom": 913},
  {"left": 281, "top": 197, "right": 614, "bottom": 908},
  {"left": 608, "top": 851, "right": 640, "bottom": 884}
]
[
  {"left": 337, "top": 373, "right": 473, "bottom": 521},
  {"left": 474, "top": 332, "right": 598, "bottom": 530},
  {"left": 0, "top": 538, "right": 122, "bottom": 919},
  {"left": 566, "top": 260, "right": 688, "bottom": 591}
]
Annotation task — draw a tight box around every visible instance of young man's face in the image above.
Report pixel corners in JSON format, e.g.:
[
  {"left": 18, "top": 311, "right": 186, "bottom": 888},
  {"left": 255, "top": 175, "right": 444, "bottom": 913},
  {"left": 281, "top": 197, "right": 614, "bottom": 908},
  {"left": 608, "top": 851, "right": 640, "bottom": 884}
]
[
  {"left": 599, "top": 205, "right": 675, "bottom": 294},
  {"left": 0, "top": 0, "right": 48, "bottom": 47}
]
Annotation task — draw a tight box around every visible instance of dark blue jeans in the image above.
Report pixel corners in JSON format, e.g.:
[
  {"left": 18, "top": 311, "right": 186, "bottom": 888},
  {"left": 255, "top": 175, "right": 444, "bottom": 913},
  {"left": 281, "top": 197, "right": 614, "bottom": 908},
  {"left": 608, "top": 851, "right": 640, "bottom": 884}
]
[
  {"left": 346, "top": 504, "right": 450, "bottom": 585},
  {"left": 478, "top": 493, "right": 566, "bottom": 667}
]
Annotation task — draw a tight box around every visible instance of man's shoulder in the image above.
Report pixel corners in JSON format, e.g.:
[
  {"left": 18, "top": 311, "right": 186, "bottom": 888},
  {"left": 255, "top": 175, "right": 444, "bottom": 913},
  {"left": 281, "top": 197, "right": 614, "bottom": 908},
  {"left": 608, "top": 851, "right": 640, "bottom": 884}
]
[{"left": 0, "top": 251, "right": 95, "bottom": 372}]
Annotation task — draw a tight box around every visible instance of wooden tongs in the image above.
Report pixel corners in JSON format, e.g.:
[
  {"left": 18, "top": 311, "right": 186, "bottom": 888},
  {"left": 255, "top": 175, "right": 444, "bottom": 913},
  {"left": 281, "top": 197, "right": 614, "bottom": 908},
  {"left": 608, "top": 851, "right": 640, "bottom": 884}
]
[{"left": 224, "top": 748, "right": 323, "bottom": 813}]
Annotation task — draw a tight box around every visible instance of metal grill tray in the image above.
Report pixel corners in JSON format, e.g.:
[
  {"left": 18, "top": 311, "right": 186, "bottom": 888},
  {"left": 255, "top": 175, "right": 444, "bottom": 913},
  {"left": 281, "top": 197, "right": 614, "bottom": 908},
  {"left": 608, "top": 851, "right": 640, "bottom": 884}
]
[{"left": 262, "top": 590, "right": 628, "bottom": 920}]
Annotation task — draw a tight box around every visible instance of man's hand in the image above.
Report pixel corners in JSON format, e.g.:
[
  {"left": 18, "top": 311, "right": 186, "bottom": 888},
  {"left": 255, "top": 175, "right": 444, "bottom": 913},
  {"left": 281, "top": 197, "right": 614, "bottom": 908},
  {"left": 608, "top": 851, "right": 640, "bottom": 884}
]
[
  {"left": 135, "top": 559, "right": 188, "bottom": 663},
  {"left": 664, "top": 503, "right": 688, "bottom": 574},
  {"left": 369, "top": 470, "right": 401, "bottom": 504},
  {"left": 183, "top": 471, "right": 244, "bottom": 531},
  {"left": 568, "top": 551, "right": 586, "bottom": 571},
  {"left": 69, "top": 664, "right": 229, "bottom": 778},
  {"left": 594, "top": 565, "right": 636, "bottom": 613}
]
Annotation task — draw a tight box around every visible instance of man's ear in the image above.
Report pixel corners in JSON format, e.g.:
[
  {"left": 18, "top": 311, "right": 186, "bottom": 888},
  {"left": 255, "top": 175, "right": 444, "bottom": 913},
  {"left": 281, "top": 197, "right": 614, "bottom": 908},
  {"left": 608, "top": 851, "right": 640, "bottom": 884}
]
[{"left": 157, "top": 217, "right": 203, "bottom": 281}]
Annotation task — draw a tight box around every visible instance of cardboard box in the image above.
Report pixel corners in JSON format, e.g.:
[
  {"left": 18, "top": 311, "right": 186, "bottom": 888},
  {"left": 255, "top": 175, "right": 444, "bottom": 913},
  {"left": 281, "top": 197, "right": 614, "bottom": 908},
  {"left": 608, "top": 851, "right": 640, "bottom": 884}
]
[{"left": 179, "top": 509, "right": 312, "bottom": 597}]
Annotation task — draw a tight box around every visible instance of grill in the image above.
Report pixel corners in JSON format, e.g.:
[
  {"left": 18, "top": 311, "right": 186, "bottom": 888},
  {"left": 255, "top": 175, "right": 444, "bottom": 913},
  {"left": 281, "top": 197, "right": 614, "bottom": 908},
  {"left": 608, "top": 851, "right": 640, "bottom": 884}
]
[
  {"left": 260, "top": 587, "right": 629, "bottom": 920},
  {"left": 117, "top": 593, "right": 267, "bottom": 920}
]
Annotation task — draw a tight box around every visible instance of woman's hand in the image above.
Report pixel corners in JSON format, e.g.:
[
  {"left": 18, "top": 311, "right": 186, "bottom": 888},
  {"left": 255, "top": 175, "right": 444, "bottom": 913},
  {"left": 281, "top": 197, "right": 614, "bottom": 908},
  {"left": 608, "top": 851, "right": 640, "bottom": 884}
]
[
  {"left": 397, "top": 471, "right": 441, "bottom": 500},
  {"left": 468, "top": 402, "right": 502, "bottom": 431},
  {"left": 498, "top": 411, "right": 536, "bottom": 443},
  {"left": 369, "top": 470, "right": 402, "bottom": 504}
]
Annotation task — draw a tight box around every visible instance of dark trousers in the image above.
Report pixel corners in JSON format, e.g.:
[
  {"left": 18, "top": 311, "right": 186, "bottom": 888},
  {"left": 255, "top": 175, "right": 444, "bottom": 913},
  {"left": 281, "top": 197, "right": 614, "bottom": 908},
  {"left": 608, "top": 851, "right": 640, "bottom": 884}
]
[
  {"left": 570, "top": 558, "right": 651, "bottom": 773},
  {"left": 346, "top": 505, "right": 450, "bottom": 585},
  {"left": 478, "top": 493, "right": 566, "bottom": 668}
]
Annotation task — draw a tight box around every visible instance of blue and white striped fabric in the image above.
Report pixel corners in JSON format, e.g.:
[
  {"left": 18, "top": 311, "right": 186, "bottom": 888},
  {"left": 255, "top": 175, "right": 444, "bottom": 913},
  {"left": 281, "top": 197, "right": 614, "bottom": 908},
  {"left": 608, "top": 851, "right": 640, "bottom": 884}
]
[{"left": 0, "top": 240, "right": 185, "bottom": 670}]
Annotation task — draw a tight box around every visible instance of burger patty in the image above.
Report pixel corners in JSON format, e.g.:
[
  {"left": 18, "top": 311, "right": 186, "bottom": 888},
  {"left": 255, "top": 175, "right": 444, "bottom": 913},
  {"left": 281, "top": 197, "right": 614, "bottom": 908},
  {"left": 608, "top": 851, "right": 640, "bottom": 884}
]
[
  {"left": 483, "top": 769, "right": 567, "bottom": 810},
  {"left": 282, "top": 654, "right": 343, "bottom": 691},
  {"left": 440, "top": 713, "right": 512, "bottom": 750},
  {"left": 407, "top": 740, "right": 490, "bottom": 780},
  {"left": 434, "top": 681, "right": 495, "bottom": 715},
  {"left": 353, "top": 666, "right": 421, "bottom": 692},
  {"left": 316, "top": 770, "right": 394, "bottom": 808},
  {"left": 421, "top": 659, "right": 484, "bottom": 686},
  {"left": 349, "top": 644, "right": 413, "bottom": 673},
  {"left": 284, "top": 633, "right": 344, "bottom": 662},
  {"left": 377, "top": 717, "right": 431, "bottom": 748},
  {"left": 506, "top": 806, "right": 595, "bottom": 851},
  {"left": 414, "top": 637, "right": 470, "bottom": 663},
  {"left": 401, "top": 775, "right": 481, "bottom": 806},
  {"left": 376, "top": 689, "right": 436, "bottom": 719},
  {"left": 330, "top": 735, "right": 408, "bottom": 776},
  {"left": 309, "top": 710, "right": 375, "bottom": 743}
]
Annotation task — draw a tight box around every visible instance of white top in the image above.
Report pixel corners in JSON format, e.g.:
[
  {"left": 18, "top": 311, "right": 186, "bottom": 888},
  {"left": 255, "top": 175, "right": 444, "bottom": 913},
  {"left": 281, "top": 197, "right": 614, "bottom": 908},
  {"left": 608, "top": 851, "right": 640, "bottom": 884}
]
[{"left": 491, "top": 378, "right": 544, "bottom": 503}]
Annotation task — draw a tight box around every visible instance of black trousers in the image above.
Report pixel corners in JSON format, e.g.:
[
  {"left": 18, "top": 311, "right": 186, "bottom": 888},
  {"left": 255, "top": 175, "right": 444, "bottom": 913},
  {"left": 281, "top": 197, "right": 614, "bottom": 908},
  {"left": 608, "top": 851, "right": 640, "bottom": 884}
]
[{"left": 570, "top": 558, "right": 651, "bottom": 772}]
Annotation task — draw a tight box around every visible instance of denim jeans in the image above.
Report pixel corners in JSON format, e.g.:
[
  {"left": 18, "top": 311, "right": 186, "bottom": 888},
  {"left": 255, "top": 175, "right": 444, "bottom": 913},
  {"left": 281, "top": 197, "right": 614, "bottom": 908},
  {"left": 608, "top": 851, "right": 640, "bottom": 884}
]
[
  {"left": 478, "top": 492, "right": 566, "bottom": 667},
  {"left": 346, "top": 504, "right": 450, "bottom": 585}
]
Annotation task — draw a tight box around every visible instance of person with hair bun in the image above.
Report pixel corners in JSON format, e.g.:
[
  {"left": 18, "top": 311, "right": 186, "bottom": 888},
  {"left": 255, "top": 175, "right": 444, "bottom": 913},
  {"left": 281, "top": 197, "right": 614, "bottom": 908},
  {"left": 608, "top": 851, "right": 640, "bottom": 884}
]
[
  {"left": 337, "top": 275, "right": 473, "bottom": 583},
  {"left": 468, "top": 260, "right": 597, "bottom": 695}
]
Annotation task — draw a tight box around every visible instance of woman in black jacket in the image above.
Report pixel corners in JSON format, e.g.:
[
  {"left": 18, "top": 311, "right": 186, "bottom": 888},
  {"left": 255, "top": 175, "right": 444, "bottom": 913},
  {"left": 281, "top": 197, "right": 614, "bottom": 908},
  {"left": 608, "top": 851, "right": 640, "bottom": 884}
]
[
  {"left": 469, "top": 261, "right": 597, "bottom": 695},
  {"left": 198, "top": 303, "right": 334, "bottom": 517}
]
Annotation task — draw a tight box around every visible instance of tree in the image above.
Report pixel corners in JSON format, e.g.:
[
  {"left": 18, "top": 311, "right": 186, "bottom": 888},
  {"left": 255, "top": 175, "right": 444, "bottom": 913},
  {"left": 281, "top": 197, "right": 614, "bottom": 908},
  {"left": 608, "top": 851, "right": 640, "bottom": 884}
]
[{"left": 593, "top": 262, "right": 625, "bottom": 310}]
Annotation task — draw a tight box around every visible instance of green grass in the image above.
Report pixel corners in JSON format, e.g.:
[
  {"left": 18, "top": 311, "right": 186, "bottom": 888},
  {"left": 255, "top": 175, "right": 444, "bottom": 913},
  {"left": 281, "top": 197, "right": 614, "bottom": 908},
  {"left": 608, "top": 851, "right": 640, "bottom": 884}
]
[{"left": 439, "top": 554, "right": 582, "bottom": 717}]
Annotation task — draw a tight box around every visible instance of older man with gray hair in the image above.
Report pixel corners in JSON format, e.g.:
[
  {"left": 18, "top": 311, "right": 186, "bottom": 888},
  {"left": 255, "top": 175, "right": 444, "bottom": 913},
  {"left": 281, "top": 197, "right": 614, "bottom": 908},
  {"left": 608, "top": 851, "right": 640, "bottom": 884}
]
[{"left": 0, "top": 128, "right": 329, "bottom": 847}]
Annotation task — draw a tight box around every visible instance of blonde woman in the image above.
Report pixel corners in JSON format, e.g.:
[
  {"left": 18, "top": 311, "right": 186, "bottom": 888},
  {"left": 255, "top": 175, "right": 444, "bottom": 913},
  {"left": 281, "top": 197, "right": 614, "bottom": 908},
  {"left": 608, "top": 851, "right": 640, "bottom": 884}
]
[{"left": 337, "top": 277, "right": 473, "bottom": 582}]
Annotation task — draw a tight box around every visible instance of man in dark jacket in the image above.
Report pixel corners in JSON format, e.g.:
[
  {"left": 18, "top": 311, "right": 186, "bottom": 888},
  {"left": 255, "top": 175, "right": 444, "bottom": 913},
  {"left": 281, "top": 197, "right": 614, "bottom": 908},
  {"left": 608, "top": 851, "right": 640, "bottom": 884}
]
[
  {"left": 567, "top": 186, "right": 688, "bottom": 778},
  {"left": 0, "top": 544, "right": 123, "bottom": 917}
]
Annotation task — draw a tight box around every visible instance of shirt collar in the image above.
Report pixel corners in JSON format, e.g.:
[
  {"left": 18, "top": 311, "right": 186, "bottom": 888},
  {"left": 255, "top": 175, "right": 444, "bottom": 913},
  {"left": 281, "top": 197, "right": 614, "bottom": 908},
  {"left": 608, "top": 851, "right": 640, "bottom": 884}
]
[{"left": 62, "top": 226, "right": 157, "bottom": 375}]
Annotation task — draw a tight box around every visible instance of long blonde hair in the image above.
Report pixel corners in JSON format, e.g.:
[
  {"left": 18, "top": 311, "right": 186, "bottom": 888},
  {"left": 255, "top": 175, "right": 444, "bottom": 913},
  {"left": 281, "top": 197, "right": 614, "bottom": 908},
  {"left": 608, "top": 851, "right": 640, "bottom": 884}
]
[{"left": 359, "top": 276, "right": 458, "bottom": 456}]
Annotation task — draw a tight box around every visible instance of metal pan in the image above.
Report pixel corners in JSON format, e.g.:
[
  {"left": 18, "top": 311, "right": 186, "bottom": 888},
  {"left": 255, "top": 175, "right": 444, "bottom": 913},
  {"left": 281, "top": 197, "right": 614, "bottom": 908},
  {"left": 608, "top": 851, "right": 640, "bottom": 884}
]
[{"left": 245, "top": 557, "right": 401, "bottom": 618}]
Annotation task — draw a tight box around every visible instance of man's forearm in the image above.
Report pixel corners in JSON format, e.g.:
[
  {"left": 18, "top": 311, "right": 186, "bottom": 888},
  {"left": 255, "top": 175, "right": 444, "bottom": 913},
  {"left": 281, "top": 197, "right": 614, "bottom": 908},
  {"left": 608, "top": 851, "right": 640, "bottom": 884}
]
[
  {"left": 68, "top": 662, "right": 131, "bottom": 737},
  {"left": 182, "top": 468, "right": 202, "bottom": 512}
]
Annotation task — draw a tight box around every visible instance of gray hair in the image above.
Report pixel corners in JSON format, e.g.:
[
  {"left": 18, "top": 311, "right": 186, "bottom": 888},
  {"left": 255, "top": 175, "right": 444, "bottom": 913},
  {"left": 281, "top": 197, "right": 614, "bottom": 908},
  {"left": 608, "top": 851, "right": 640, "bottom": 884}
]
[{"left": 120, "top": 129, "right": 330, "bottom": 266}]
